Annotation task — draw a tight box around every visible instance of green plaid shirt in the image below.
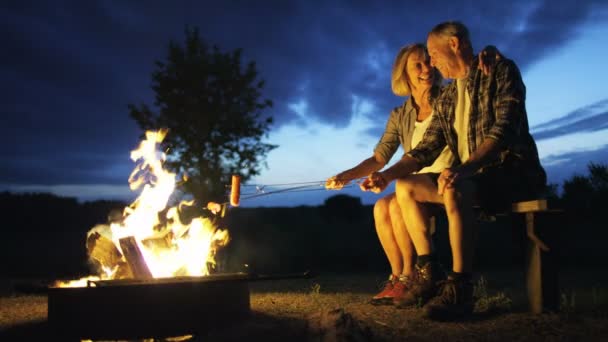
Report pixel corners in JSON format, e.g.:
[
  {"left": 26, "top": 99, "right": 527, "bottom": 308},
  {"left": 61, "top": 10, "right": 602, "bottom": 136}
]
[{"left": 407, "top": 58, "right": 546, "bottom": 189}]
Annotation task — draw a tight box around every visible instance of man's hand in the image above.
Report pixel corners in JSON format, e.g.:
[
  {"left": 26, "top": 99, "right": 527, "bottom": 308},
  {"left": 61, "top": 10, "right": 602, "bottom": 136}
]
[
  {"left": 360, "top": 172, "right": 388, "bottom": 194},
  {"left": 437, "top": 164, "right": 476, "bottom": 195},
  {"left": 325, "top": 173, "right": 350, "bottom": 190},
  {"left": 478, "top": 45, "right": 503, "bottom": 76}
]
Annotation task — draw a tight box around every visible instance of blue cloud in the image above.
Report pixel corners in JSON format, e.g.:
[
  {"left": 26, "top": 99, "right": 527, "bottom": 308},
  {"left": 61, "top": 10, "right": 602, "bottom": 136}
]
[
  {"left": 2, "top": 0, "right": 607, "bottom": 194},
  {"left": 532, "top": 99, "right": 608, "bottom": 141},
  {"left": 542, "top": 143, "right": 608, "bottom": 187}
]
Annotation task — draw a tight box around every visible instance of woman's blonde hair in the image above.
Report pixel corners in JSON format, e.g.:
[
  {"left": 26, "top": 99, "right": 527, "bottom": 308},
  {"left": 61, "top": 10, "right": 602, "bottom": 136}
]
[{"left": 391, "top": 43, "right": 441, "bottom": 97}]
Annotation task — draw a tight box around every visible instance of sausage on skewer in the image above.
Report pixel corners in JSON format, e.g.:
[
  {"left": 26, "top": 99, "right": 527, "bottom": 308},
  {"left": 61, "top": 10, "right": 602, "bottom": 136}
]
[{"left": 230, "top": 175, "right": 241, "bottom": 207}]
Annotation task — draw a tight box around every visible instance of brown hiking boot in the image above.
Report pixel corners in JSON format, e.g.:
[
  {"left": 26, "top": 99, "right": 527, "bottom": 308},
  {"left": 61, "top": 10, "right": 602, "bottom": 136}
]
[
  {"left": 370, "top": 274, "right": 397, "bottom": 305},
  {"left": 394, "top": 262, "right": 444, "bottom": 308},
  {"left": 423, "top": 276, "right": 474, "bottom": 321}
]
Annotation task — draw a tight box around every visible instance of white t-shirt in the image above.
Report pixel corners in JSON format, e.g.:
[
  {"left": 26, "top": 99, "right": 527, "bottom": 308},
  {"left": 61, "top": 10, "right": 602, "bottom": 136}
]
[
  {"left": 454, "top": 78, "right": 471, "bottom": 162},
  {"left": 411, "top": 111, "right": 454, "bottom": 174}
]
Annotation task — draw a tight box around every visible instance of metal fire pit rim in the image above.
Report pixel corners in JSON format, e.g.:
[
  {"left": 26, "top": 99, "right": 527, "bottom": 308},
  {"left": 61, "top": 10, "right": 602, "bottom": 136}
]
[{"left": 48, "top": 270, "right": 313, "bottom": 289}]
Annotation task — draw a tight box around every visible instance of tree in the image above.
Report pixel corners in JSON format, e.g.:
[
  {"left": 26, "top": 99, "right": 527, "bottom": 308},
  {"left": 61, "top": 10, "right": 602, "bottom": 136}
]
[
  {"left": 129, "top": 27, "right": 277, "bottom": 203},
  {"left": 588, "top": 162, "right": 608, "bottom": 194},
  {"left": 320, "top": 194, "right": 364, "bottom": 222},
  {"left": 562, "top": 174, "right": 593, "bottom": 214},
  {"left": 561, "top": 162, "right": 608, "bottom": 216}
]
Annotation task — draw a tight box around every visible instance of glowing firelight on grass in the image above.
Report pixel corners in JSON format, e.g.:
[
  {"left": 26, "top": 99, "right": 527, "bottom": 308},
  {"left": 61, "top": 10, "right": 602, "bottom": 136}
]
[{"left": 56, "top": 129, "right": 229, "bottom": 287}]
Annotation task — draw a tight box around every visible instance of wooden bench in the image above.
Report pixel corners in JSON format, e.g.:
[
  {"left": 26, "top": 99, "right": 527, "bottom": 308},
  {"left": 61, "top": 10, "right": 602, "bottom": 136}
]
[
  {"left": 511, "top": 199, "right": 560, "bottom": 314},
  {"left": 430, "top": 198, "right": 561, "bottom": 314}
]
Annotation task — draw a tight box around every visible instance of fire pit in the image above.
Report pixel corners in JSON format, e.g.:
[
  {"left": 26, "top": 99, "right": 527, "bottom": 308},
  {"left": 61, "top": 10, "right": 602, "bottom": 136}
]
[
  {"left": 48, "top": 271, "right": 311, "bottom": 339},
  {"left": 48, "top": 273, "right": 250, "bottom": 339}
]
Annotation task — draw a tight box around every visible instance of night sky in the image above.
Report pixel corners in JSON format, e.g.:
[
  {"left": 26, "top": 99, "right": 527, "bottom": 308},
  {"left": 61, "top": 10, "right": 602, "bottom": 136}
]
[{"left": 2, "top": 1, "right": 608, "bottom": 206}]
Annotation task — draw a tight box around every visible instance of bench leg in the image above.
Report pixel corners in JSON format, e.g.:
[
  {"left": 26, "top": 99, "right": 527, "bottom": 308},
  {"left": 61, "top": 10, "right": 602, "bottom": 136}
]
[{"left": 525, "top": 212, "right": 559, "bottom": 313}]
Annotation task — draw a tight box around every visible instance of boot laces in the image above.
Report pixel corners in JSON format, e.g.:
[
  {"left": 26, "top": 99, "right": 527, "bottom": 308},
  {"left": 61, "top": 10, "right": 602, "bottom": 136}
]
[{"left": 436, "top": 279, "right": 459, "bottom": 304}]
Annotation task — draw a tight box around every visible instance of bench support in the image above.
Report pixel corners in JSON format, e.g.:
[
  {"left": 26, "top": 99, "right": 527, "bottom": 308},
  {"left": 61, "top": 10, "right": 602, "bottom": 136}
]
[{"left": 519, "top": 206, "right": 560, "bottom": 313}]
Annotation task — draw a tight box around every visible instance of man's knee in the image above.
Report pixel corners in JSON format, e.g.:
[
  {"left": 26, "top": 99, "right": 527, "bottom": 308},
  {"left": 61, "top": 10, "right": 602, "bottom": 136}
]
[
  {"left": 395, "top": 178, "right": 416, "bottom": 203},
  {"left": 396, "top": 175, "right": 439, "bottom": 204},
  {"left": 443, "top": 181, "right": 474, "bottom": 212}
]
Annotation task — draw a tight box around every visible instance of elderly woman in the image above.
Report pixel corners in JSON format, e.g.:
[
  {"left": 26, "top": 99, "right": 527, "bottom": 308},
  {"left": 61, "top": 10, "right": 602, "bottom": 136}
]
[{"left": 326, "top": 44, "right": 498, "bottom": 305}]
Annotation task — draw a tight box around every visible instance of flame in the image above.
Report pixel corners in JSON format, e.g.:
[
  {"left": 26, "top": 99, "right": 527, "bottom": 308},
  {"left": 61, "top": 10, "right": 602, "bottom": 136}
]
[
  {"left": 58, "top": 129, "right": 229, "bottom": 287},
  {"left": 53, "top": 276, "right": 101, "bottom": 288}
]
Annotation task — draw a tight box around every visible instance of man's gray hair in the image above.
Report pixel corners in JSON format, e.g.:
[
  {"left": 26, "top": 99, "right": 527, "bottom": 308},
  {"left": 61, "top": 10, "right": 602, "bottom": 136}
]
[{"left": 429, "top": 21, "right": 472, "bottom": 52}]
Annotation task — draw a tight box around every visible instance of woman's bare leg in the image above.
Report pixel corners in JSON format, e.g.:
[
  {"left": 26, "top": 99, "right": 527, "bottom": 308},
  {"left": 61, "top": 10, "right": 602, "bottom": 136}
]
[
  {"left": 373, "top": 194, "right": 402, "bottom": 276},
  {"left": 388, "top": 196, "right": 415, "bottom": 276}
]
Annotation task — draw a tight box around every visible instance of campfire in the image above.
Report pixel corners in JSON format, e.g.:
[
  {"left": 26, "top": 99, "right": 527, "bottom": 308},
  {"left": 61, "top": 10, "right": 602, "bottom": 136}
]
[
  {"left": 47, "top": 130, "right": 250, "bottom": 339},
  {"left": 56, "top": 129, "right": 230, "bottom": 286},
  {"left": 47, "top": 129, "right": 313, "bottom": 339}
]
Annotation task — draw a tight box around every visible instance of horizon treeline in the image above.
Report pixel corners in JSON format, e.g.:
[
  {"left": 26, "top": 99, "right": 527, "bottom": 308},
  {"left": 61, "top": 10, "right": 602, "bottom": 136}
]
[{"left": 1, "top": 163, "right": 606, "bottom": 278}]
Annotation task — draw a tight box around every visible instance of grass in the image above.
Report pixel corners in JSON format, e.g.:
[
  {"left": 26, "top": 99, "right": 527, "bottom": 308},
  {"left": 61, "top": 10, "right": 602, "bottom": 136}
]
[
  {"left": 473, "top": 276, "right": 512, "bottom": 314},
  {"left": 1, "top": 269, "right": 608, "bottom": 341}
]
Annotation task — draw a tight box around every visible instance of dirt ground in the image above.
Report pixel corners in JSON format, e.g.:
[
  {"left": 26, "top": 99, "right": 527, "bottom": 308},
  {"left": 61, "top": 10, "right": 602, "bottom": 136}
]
[{"left": 1, "top": 270, "right": 607, "bottom": 341}]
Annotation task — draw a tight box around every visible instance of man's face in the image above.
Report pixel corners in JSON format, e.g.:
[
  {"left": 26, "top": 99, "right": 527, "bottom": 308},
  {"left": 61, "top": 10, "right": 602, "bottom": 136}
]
[
  {"left": 427, "top": 34, "right": 458, "bottom": 79},
  {"left": 405, "top": 49, "right": 434, "bottom": 93}
]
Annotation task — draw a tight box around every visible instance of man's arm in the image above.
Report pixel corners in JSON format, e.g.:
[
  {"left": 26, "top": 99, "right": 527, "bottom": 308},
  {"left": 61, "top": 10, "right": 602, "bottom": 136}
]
[
  {"left": 326, "top": 153, "right": 385, "bottom": 189},
  {"left": 361, "top": 109, "right": 448, "bottom": 193},
  {"left": 486, "top": 59, "right": 525, "bottom": 147},
  {"left": 440, "top": 60, "right": 525, "bottom": 193},
  {"left": 360, "top": 154, "right": 421, "bottom": 193},
  {"left": 467, "top": 60, "right": 524, "bottom": 169},
  {"left": 381, "top": 154, "right": 421, "bottom": 183},
  {"left": 406, "top": 113, "right": 448, "bottom": 167}
]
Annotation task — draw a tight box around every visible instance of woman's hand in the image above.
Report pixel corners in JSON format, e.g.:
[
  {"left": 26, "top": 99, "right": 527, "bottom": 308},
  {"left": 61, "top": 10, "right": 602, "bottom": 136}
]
[
  {"left": 478, "top": 45, "right": 503, "bottom": 76},
  {"left": 360, "top": 172, "right": 388, "bottom": 194},
  {"left": 325, "top": 173, "right": 350, "bottom": 190}
]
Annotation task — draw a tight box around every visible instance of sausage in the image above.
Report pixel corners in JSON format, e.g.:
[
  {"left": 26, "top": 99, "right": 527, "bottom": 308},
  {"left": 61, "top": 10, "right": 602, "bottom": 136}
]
[{"left": 230, "top": 175, "right": 241, "bottom": 207}]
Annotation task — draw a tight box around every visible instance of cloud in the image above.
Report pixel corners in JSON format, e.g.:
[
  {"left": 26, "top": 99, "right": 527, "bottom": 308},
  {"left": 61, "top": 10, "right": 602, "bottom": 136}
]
[
  {"left": 532, "top": 99, "right": 608, "bottom": 140},
  {"left": 2, "top": 0, "right": 607, "bottom": 191},
  {"left": 0, "top": 153, "right": 132, "bottom": 185},
  {"left": 541, "top": 143, "right": 608, "bottom": 186}
]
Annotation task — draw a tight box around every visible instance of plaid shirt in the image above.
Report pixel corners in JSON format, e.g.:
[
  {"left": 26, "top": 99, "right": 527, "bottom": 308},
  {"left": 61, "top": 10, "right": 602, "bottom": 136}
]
[{"left": 407, "top": 58, "right": 546, "bottom": 189}]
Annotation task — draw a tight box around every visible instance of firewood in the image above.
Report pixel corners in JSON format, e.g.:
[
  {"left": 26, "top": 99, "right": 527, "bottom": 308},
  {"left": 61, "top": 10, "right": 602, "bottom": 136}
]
[
  {"left": 141, "top": 229, "right": 173, "bottom": 251},
  {"left": 86, "top": 231, "right": 122, "bottom": 269},
  {"left": 119, "top": 236, "right": 153, "bottom": 279}
]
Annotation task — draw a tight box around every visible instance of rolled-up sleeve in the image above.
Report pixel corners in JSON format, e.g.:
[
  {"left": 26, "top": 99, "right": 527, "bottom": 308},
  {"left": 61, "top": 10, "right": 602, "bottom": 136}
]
[
  {"left": 486, "top": 60, "right": 526, "bottom": 146},
  {"left": 373, "top": 108, "right": 401, "bottom": 164},
  {"left": 406, "top": 114, "right": 446, "bottom": 167}
]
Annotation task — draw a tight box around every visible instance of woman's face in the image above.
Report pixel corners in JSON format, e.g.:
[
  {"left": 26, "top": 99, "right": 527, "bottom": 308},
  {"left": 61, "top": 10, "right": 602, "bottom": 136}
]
[{"left": 405, "top": 49, "right": 434, "bottom": 94}]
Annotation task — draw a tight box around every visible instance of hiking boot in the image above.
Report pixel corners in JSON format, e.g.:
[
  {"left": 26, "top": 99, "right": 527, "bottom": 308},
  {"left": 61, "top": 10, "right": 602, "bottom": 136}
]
[
  {"left": 423, "top": 276, "right": 474, "bottom": 321},
  {"left": 370, "top": 274, "right": 398, "bottom": 305},
  {"left": 390, "top": 274, "right": 416, "bottom": 305},
  {"left": 394, "top": 262, "right": 444, "bottom": 308}
]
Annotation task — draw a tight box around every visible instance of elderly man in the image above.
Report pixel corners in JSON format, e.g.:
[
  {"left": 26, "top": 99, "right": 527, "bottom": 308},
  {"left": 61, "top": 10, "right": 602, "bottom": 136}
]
[{"left": 361, "top": 21, "right": 545, "bottom": 320}]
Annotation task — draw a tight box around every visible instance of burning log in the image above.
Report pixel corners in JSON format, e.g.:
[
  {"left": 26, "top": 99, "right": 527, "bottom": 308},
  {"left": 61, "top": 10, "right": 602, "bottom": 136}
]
[
  {"left": 141, "top": 229, "right": 173, "bottom": 250},
  {"left": 86, "top": 230, "right": 133, "bottom": 279},
  {"left": 87, "top": 231, "right": 121, "bottom": 266},
  {"left": 119, "top": 236, "right": 153, "bottom": 279}
]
